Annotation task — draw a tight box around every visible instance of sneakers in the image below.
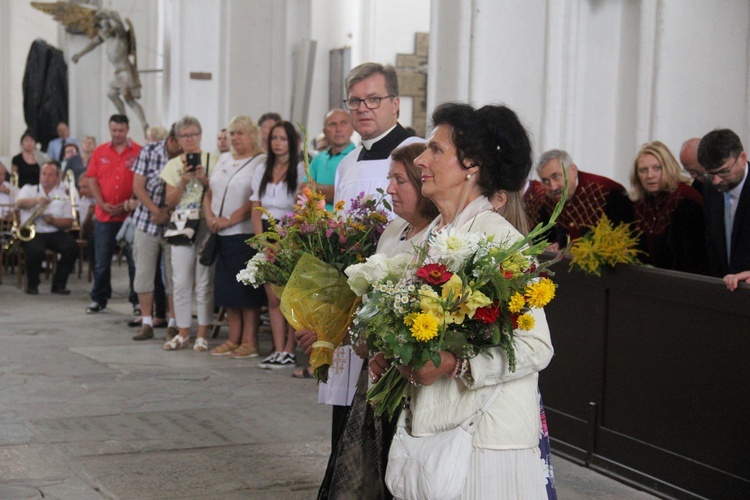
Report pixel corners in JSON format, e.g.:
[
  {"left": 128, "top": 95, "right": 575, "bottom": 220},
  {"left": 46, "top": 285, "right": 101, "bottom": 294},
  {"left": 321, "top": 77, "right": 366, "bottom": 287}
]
[
  {"left": 86, "top": 301, "right": 106, "bottom": 313},
  {"left": 132, "top": 324, "right": 154, "bottom": 341},
  {"left": 258, "top": 351, "right": 296, "bottom": 369}
]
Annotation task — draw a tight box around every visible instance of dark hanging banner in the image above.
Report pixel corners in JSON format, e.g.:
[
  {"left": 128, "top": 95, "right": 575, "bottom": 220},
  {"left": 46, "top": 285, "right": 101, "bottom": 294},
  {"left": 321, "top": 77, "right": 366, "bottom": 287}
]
[{"left": 23, "top": 38, "right": 68, "bottom": 151}]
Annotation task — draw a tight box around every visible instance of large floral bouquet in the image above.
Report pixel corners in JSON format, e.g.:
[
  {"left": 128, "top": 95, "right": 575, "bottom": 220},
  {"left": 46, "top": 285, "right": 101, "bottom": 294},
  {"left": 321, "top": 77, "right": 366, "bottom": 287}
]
[
  {"left": 346, "top": 220, "right": 561, "bottom": 419},
  {"left": 237, "top": 187, "right": 390, "bottom": 382}
]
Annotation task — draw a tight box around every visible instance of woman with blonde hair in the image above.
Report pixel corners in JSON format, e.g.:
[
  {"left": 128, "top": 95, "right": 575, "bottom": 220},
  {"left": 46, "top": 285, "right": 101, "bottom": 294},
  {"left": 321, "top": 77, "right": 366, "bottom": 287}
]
[
  {"left": 491, "top": 189, "right": 530, "bottom": 235},
  {"left": 630, "top": 140, "right": 708, "bottom": 273},
  {"left": 206, "top": 116, "right": 267, "bottom": 357}
]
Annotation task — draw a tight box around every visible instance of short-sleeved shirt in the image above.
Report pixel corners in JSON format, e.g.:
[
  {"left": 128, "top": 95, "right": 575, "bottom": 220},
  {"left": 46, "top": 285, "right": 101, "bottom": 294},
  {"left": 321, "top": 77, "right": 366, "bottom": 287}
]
[
  {"left": 130, "top": 140, "right": 170, "bottom": 236},
  {"left": 209, "top": 152, "right": 266, "bottom": 236},
  {"left": 0, "top": 181, "right": 12, "bottom": 219},
  {"left": 304, "top": 143, "right": 355, "bottom": 211},
  {"left": 17, "top": 183, "right": 72, "bottom": 234},
  {"left": 249, "top": 162, "right": 306, "bottom": 221},
  {"left": 160, "top": 151, "right": 217, "bottom": 214},
  {"left": 86, "top": 139, "right": 142, "bottom": 222}
]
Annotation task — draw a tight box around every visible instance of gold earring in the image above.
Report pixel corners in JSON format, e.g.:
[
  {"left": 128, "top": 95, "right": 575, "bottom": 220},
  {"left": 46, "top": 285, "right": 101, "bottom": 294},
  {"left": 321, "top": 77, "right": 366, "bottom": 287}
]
[{"left": 465, "top": 174, "right": 472, "bottom": 181}]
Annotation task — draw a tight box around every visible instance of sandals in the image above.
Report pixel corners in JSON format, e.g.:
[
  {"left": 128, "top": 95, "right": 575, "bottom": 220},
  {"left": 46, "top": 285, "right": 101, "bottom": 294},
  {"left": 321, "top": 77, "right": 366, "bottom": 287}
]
[
  {"left": 193, "top": 337, "right": 209, "bottom": 352},
  {"left": 210, "top": 340, "right": 238, "bottom": 356},
  {"left": 163, "top": 334, "right": 190, "bottom": 350},
  {"left": 292, "top": 366, "right": 314, "bottom": 379},
  {"left": 229, "top": 344, "right": 259, "bottom": 359}
]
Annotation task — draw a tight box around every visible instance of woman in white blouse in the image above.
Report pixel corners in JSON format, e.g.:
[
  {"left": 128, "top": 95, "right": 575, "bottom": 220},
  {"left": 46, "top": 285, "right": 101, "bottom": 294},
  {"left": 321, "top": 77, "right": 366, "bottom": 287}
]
[
  {"left": 205, "top": 116, "right": 267, "bottom": 357},
  {"left": 249, "top": 121, "right": 306, "bottom": 369}
]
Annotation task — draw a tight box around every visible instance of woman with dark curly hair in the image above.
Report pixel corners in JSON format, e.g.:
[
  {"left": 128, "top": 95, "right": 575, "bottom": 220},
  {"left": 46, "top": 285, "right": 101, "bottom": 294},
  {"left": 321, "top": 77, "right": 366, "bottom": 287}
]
[{"left": 370, "top": 103, "right": 554, "bottom": 498}]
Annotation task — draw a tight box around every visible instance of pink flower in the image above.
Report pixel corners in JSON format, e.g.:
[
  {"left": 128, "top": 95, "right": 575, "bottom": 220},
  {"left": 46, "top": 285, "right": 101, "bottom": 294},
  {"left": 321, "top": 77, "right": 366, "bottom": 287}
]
[{"left": 317, "top": 199, "right": 326, "bottom": 210}]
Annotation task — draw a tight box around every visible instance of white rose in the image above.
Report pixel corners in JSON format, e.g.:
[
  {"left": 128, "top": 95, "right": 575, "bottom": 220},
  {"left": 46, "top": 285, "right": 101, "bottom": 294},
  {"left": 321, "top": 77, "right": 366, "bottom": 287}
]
[{"left": 345, "top": 253, "right": 391, "bottom": 296}]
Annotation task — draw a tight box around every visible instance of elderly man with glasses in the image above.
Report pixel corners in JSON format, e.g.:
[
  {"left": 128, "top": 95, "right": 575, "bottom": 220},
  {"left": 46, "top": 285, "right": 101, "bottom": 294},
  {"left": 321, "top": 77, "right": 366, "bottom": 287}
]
[{"left": 697, "top": 128, "right": 750, "bottom": 278}]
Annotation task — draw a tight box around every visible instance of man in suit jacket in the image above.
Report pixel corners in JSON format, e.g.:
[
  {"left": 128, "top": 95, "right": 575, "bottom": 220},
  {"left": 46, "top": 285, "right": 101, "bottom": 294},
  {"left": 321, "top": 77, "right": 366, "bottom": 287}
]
[{"left": 697, "top": 129, "right": 750, "bottom": 278}]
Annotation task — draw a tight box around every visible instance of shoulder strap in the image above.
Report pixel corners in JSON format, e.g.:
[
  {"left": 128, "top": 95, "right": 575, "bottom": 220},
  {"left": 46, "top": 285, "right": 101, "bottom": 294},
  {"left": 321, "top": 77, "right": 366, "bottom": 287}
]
[
  {"left": 216, "top": 154, "right": 259, "bottom": 217},
  {"left": 458, "top": 383, "right": 503, "bottom": 434}
]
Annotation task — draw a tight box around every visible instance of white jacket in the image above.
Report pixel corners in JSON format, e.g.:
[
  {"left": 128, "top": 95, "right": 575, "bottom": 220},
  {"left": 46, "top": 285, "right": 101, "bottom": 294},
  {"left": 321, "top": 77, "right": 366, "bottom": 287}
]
[{"left": 410, "top": 196, "right": 554, "bottom": 449}]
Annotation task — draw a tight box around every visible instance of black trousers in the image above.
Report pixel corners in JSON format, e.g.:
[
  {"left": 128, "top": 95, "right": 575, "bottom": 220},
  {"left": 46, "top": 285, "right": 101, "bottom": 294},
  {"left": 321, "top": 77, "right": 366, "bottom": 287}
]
[{"left": 22, "top": 231, "right": 78, "bottom": 290}]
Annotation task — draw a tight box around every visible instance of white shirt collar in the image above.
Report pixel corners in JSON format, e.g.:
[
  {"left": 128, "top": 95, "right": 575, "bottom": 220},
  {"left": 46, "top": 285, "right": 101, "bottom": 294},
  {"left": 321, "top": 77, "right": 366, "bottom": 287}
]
[{"left": 728, "top": 162, "right": 748, "bottom": 199}]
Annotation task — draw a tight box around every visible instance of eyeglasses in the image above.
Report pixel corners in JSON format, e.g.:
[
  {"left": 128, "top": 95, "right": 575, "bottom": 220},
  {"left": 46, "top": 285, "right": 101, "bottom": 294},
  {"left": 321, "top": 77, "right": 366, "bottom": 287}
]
[
  {"left": 178, "top": 132, "right": 201, "bottom": 139},
  {"left": 704, "top": 155, "right": 741, "bottom": 180},
  {"left": 342, "top": 95, "right": 395, "bottom": 110}
]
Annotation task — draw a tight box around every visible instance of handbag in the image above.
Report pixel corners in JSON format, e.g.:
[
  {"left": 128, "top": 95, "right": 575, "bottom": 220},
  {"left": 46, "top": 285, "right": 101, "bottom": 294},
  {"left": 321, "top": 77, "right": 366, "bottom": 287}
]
[
  {"left": 164, "top": 207, "right": 201, "bottom": 245},
  {"left": 198, "top": 154, "right": 258, "bottom": 265},
  {"left": 385, "top": 383, "right": 502, "bottom": 500},
  {"left": 199, "top": 232, "right": 219, "bottom": 266}
]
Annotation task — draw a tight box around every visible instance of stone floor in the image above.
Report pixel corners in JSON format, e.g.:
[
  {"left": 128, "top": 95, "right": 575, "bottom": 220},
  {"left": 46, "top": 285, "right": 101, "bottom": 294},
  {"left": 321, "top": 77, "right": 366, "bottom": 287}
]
[{"left": 0, "top": 260, "right": 656, "bottom": 499}]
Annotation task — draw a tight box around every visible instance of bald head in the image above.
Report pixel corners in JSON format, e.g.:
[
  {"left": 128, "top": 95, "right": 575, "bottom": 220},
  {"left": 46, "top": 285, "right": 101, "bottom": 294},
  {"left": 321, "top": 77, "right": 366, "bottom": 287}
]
[
  {"left": 323, "top": 108, "right": 353, "bottom": 154},
  {"left": 680, "top": 138, "right": 705, "bottom": 179}
]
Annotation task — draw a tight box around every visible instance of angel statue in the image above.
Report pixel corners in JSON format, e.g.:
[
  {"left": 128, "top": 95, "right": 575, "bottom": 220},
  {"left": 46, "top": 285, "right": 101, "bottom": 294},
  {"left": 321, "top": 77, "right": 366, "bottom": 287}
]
[{"left": 32, "top": 2, "right": 149, "bottom": 135}]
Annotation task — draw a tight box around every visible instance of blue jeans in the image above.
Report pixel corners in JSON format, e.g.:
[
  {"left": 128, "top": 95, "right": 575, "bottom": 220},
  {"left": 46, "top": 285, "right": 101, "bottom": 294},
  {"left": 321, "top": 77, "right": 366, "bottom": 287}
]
[{"left": 91, "top": 220, "right": 136, "bottom": 307}]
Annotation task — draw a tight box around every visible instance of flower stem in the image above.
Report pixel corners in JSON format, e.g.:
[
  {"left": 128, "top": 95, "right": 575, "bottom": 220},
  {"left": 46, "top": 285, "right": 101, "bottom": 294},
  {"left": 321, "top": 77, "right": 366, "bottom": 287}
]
[{"left": 366, "top": 365, "right": 408, "bottom": 421}]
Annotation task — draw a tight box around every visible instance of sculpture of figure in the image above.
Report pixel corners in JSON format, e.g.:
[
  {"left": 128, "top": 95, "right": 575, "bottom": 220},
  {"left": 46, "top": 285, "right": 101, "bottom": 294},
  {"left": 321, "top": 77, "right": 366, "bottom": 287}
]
[{"left": 32, "top": 3, "right": 150, "bottom": 135}]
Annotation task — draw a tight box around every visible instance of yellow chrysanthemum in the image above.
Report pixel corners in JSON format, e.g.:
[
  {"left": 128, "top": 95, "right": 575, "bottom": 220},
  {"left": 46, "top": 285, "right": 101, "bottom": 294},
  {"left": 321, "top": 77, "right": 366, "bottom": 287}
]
[
  {"left": 508, "top": 292, "right": 526, "bottom": 313},
  {"left": 334, "top": 200, "right": 345, "bottom": 212},
  {"left": 525, "top": 278, "right": 556, "bottom": 308},
  {"left": 409, "top": 313, "right": 439, "bottom": 342},
  {"left": 403, "top": 312, "right": 419, "bottom": 326},
  {"left": 517, "top": 312, "right": 535, "bottom": 331}
]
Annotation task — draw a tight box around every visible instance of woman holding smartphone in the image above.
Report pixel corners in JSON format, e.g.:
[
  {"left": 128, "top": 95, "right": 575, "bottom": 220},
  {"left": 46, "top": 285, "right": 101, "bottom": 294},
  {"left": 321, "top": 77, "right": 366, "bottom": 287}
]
[{"left": 160, "top": 116, "right": 218, "bottom": 351}]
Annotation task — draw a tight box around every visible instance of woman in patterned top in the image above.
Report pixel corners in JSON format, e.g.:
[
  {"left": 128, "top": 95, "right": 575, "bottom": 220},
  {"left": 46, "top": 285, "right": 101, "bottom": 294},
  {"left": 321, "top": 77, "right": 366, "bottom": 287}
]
[{"left": 630, "top": 140, "right": 709, "bottom": 274}]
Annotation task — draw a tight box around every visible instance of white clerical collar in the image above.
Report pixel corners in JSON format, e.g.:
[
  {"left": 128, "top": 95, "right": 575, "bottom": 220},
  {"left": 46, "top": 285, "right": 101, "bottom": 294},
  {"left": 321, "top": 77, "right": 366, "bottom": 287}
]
[{"left": 361, "top": 124, "right": 398, "bottom": 151}]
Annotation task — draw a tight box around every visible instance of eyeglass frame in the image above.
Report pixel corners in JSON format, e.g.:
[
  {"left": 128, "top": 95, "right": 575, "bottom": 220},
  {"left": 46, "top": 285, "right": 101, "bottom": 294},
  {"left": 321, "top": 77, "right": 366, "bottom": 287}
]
[
  {"left": 342, "top": 95, "right": 396, "bottom": 111},
  {"left": 177, "top": 132, "right": 202, "bottom": 139},
  {"left": 704, "top": 154, "right": 742, "bottom": 180}
]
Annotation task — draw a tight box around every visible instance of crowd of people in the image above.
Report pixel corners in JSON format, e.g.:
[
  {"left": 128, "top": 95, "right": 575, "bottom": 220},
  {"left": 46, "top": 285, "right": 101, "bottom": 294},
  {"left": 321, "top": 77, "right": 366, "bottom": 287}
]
[{"left": 2, "top": 59, "right": 749, "bottom": 499}]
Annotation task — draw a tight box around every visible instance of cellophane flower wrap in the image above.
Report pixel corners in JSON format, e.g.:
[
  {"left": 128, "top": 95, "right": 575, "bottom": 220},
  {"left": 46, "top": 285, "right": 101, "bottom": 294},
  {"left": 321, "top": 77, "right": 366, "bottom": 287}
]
[
  {"left": 346, "top": 198, "right": 567, "bottom": 420},
  {"left": 237, "top": 183, "right": 390, "bottom": 382}
]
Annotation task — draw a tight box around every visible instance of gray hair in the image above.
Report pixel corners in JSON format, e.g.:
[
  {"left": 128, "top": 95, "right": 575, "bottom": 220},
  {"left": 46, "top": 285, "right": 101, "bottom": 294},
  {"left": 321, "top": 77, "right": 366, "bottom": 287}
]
[
  {"left": 345, "top": 62, "right": 399, "bottom": 96},
  {"left": 536, "top": 149, "right": 574, "bottom": 172},
  {"left": 175, "top": 115, "right": 202, "bottom": 134}
]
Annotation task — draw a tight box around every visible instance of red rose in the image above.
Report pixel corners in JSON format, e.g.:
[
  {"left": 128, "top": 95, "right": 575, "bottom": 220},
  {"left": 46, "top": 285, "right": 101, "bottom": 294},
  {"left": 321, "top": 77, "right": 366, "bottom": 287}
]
[
  {"left": 416, "top": 263, "right": 453, "bottom": 285},
  {"left": 475, "top": 301, "right": 501, "bottom": 323}
]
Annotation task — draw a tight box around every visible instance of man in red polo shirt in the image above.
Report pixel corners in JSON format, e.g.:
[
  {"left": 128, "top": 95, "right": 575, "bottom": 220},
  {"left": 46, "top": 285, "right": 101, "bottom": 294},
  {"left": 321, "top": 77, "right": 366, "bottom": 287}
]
[{"left": 85, "top": 114, "right": 142, "bottom": 313}]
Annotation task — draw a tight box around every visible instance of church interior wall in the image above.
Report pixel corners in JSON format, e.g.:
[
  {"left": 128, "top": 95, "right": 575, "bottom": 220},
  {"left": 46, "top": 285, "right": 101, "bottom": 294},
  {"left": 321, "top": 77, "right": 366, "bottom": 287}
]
[
  {"left": 429, "top": 0, "right": 750, "bottom": 187},
  {"left": 2, "top": 0, "right": 749, "bottom": 191}
]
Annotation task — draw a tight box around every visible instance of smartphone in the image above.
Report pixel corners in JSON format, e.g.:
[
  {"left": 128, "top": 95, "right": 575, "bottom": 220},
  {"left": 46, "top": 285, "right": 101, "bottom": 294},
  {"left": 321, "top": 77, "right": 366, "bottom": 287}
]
[{"left": 186, "top": 152, "right": 200, "bottom": 172}]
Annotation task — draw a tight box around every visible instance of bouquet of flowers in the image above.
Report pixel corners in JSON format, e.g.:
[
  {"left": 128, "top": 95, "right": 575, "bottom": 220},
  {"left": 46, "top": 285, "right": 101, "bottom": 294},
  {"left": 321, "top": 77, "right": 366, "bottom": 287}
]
[
  {"left": 237, "top": 186, "right": 390, "bottom": 382},
  {"left": 569, "top": 215, "right": 642, "bottom": 276},
  {"left": 346, "top": 220, "right": 562, "bottom": 419}
]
